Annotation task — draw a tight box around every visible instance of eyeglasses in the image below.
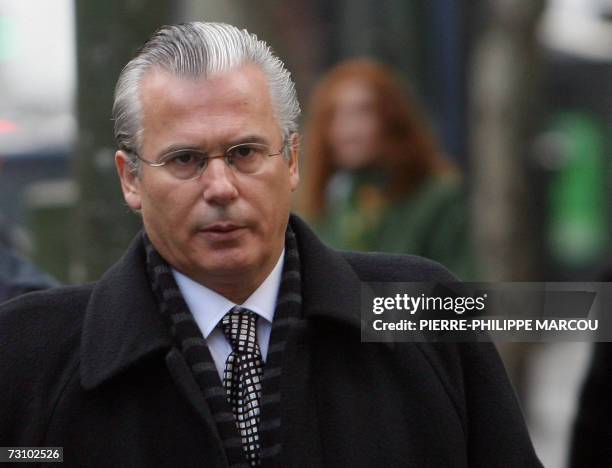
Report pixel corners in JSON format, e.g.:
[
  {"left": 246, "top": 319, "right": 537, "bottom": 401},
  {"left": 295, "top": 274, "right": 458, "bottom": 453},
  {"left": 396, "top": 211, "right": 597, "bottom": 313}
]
[{"left": 133, "top": 142, "right": 285, "bottom": 180}]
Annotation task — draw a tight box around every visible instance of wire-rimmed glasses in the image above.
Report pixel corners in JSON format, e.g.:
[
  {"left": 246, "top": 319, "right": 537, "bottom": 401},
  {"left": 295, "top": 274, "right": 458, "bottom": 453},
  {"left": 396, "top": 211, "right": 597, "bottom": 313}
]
[{"left": 133, "top": 141, "right": 285, "bottom": 180}]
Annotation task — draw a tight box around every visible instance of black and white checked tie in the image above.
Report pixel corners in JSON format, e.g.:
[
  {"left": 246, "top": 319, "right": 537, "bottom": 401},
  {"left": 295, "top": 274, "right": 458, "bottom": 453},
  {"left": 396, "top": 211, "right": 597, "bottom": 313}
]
[{"left": 221, "top": 306, "right": 264, "bottom": 467}]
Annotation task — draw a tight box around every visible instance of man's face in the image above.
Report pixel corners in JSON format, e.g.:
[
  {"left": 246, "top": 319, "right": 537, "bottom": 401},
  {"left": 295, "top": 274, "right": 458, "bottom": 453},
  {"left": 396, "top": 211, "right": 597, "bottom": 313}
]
[{"left": 116, "top": 64, "right": 299, "bottom": 299}]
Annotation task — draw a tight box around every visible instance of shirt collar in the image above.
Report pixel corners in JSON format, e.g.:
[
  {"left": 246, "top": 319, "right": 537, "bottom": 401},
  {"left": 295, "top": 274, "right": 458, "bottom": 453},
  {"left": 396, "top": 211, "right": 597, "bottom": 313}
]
[{"left": 171, "top": 249, "right": 285, "bottom": 338}]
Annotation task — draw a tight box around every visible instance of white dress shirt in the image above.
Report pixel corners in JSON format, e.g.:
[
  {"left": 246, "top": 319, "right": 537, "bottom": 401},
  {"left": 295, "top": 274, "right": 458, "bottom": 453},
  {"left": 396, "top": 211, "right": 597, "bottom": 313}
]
[{"left": 172, "top": 250, "right": 284, "bottom": 380}]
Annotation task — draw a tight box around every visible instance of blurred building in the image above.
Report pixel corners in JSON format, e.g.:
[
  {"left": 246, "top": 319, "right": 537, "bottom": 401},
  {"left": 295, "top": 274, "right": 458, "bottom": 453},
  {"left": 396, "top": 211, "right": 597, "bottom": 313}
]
[
  {"left": 0, "top": 0, "right": 76, "bottom": 279},
  {"left": 537, "top": 0, "right": 612, "bottom": 280}
]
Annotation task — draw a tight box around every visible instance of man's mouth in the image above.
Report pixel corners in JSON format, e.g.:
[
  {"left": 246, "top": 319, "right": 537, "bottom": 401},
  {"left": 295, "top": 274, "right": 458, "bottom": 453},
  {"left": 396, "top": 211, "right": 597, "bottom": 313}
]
[{"left": 199, "top": 222, "right": 246, "bottom": 241}]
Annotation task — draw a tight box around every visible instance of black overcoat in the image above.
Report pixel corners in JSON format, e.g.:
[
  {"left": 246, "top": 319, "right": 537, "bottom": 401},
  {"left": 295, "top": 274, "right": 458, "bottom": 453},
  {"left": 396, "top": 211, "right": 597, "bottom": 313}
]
[{"left": 0, "top": 215, "right": 541, "bottom": 467}]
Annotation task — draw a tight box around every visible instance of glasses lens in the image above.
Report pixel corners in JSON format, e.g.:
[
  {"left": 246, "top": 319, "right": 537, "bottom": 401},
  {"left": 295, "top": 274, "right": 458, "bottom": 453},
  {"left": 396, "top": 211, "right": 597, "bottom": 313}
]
[
  {"left": 227, "top": 143, "right": 268, "bottom": 174},
  {"left": 163, "top": 150, "right": 206, "bottom": 179}
]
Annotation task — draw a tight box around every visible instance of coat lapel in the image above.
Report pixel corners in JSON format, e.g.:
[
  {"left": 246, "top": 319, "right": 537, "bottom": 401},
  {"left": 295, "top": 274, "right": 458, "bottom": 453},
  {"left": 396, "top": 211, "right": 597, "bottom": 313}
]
[
  {"left": 165, "top": 347, "right": 227, "bottom": 464},
  {"left": 79, "top": 234, "right": 225, "bottom": 461},
  {"left": 290, "top": 215, "right": 397, "bottom": 350},
  {"left": 290, "top": 214, "right": 365, "bottom": 330},
  {"left": 278, "top": 216, "right": 368, "bottom": 464},
  {"left": 79, "top": 234, "right": 171, "bottom": 390}
]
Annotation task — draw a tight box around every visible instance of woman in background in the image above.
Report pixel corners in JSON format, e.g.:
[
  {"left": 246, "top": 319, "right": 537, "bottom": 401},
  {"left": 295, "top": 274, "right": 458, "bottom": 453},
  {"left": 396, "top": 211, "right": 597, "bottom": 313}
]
[{"left": 302, "top": 59, "right": 474, "bottom": 279}]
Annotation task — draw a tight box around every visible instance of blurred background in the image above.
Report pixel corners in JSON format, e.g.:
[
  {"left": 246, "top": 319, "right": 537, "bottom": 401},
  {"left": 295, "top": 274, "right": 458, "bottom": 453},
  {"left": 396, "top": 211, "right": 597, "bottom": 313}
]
[{"left": 1, "top": 1, "right": 611, "bottom": 466}]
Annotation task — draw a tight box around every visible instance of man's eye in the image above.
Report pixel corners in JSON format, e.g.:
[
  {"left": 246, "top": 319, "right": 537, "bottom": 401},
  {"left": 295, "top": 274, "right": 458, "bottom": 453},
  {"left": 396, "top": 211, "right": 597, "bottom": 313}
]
[
  {"left": 230, "top": 145, "right": 257, "bottom": 159},
  {"left": 169, "top": 152, "right": 198, "bottom": 166}
]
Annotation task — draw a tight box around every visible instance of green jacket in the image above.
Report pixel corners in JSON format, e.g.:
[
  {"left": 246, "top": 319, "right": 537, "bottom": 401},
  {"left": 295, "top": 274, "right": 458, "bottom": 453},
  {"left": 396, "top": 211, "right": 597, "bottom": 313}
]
[{"left": 314, "top": 170, "right": 475, "bottom": 280}]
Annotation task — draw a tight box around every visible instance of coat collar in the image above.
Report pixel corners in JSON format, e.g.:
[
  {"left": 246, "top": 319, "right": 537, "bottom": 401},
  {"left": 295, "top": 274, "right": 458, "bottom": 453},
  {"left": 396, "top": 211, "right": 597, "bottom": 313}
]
[
  {"left": 80, "top": 214, "right": 363, "bottom": 390},
  {"left": 80, "top": 233, "right": 172, "bottom": 389},
  {"left": 289, "top": 214, "right": 362, "bottom": 327}
]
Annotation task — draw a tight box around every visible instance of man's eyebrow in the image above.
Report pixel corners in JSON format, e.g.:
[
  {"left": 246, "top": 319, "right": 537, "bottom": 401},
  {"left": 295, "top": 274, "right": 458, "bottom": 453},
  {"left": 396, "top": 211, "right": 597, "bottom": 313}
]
[
  {"left": 156, "top": 143, "right": 202, "bottom": 158},
  {"left": 227, "top": 135, "right": 271, "bottom": 146}
]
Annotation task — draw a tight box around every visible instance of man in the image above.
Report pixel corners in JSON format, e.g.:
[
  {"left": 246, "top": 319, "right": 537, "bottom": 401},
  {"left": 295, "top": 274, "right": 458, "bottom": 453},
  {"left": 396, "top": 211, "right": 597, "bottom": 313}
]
[
  {"left": 0, "top": 215, "right": 58, "bottom": 303},
  {"left": 0, "top": 245, "right": 58, "bottom": 303},
  {"left": 0, "top": 22, "right": 541, "bottom": 467},
  {"left": 0, "top": 160, "right": 58, "bottom": 302}
]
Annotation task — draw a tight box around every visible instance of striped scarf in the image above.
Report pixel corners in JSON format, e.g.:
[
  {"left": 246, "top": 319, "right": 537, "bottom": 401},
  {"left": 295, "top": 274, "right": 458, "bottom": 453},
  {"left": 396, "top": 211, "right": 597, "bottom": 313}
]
[{"left": 144, "top": 225, "right": 302, "bottom": 467}]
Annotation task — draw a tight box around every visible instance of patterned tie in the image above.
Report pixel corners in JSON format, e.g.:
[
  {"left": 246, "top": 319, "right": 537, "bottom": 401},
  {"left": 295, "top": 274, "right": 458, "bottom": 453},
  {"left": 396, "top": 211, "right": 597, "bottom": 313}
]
[{"left": 221, "top": 306, "right": 264, "bottom": 467}]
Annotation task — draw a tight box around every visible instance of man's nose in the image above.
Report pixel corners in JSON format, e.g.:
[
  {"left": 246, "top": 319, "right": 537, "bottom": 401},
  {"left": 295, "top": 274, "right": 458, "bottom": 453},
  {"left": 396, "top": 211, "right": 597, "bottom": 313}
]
[{"left": 201, "top": 157, "right": 239, "bottom": 205}]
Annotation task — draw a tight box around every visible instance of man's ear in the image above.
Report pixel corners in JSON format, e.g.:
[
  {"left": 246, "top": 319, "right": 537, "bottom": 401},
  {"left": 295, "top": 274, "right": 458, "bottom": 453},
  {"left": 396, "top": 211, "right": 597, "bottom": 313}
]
[
  {"left": 287, "top": 133, "right": 300, "bottom": 192},
  {"left": 115, "top": 150, "right": 142, "bottom": 211}
]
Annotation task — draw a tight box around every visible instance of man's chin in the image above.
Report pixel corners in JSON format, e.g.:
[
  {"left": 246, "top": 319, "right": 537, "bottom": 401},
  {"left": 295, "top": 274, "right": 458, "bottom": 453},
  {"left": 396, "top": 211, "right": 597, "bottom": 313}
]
[{"left": 194, "top": 248, "right": 254, "bottom": 275}]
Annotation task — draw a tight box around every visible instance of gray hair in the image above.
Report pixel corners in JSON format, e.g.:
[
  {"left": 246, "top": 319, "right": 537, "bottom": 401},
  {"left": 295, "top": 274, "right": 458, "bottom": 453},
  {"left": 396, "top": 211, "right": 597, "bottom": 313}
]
[{"left": 112, "top": 22, "right": 301, "bottom": 171}]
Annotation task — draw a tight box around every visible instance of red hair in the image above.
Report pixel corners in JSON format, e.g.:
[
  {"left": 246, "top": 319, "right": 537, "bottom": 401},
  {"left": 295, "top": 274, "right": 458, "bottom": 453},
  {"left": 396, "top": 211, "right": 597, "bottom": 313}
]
[{"left": 303, "top": 58, "right": 454, "bottom": 218}]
